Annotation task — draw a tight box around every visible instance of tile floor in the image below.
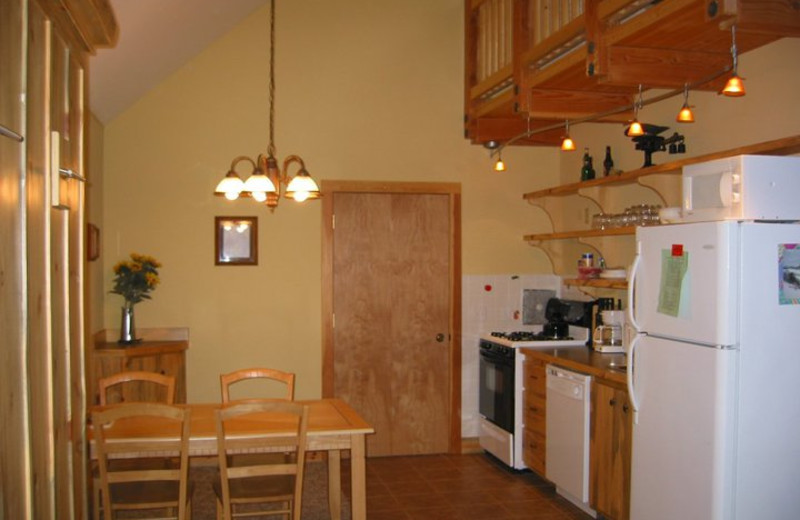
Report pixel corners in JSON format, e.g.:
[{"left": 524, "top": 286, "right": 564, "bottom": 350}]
[{"left": 342, "top": 453, "right": 595, "bottom": 520}]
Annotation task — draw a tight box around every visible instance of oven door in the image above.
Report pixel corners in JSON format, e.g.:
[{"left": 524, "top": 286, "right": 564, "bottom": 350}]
[{"left": 478, "top": 341, "right": 515, "bottom": 433}]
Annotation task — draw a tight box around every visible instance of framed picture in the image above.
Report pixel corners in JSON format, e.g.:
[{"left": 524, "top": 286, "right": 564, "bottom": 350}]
[
  {"left": 87, "top": 223, "right": 100, "bottom": 261},
  {"left": 215, "top": 216, "right": 258, "bottom": 266}
]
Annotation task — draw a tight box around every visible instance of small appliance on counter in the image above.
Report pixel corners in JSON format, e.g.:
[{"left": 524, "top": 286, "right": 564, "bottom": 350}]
[{"left": 593, "top": 309, "right": 626, "bottom": 353}]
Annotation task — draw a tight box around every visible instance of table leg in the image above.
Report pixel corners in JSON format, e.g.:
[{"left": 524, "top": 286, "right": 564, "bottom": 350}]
[
  {"left": 327, "top": 449, "right": 342, "bottom": 520},
  {"left": 350, "top": 434, "right": 367, "bottom": 520}
]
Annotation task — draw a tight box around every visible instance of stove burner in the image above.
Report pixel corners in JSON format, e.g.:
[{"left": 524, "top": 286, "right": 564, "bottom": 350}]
[{"left": 490, "top": 330, "right": 573, "bottom": 342}]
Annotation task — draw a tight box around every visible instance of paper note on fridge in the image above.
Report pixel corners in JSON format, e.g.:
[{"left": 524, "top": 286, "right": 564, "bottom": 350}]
[{"left": 658, "top": 249, "right": 689, "bottom": 317}]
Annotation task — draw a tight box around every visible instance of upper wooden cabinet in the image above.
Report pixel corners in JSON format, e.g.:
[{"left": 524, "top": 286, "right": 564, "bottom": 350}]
[{"left": 464, "top": 0, "right": 800, "bottom": 147}]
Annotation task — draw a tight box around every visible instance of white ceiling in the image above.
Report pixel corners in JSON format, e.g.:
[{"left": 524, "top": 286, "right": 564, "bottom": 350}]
[{"left": 89, "top": 0, "right": 269, "bottom": 123}]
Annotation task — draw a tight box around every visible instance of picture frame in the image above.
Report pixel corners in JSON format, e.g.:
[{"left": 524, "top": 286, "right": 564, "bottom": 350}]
[
  {"left": 215, "top": 216, "right": 258, "bottom": 266},
  {"left": 87, "top": 223, "right": 100, "bottom": 261}
]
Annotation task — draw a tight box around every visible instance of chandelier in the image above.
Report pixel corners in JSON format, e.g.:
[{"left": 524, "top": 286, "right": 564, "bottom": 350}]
[{"left": 214, "top": 0, "right": 320, "bottom": 210}]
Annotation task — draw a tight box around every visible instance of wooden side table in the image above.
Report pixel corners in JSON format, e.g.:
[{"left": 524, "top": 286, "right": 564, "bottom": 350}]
[{"left": 89, "top": 328, "right": 188, "bottom": 406}]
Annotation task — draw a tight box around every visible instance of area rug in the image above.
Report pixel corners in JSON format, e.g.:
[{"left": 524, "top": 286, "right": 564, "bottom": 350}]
[{"left": 189, "top": 460, "right": 352, "bottom": 520}]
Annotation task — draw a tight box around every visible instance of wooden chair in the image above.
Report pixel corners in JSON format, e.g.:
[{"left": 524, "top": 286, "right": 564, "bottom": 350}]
[
  {"left": 220, "top": 367, "right": 295, "bottom": 402},
  {"left": 98, "top": 370, "right": 176, "bottom": 405},
  {"left": 92, "top": 402, "right": 192, "bottom": 520},
  {"left": 94, "top": 371, "right": 177, "bottom": 519},
  {"left": 214, "top": 400, "right": 309, "bottom": 520}
]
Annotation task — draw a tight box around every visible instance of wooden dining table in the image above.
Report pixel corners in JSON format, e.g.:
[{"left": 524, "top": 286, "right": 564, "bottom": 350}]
[{"left": 88, "top": 398, "right": 374, "bottom": 520}]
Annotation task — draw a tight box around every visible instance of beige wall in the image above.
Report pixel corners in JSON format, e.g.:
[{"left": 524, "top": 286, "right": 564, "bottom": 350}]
[{"left": 99, "top": 0, "right": 556, "bottom": 402}]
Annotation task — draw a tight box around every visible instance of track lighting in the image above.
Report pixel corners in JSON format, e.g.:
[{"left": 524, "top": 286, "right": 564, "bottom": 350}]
[{"left": 721, "top": 25, "right": 746, "bottom": 97}]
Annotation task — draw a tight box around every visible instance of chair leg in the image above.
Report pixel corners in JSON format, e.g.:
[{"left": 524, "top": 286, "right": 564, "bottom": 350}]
[{"left": 93, "top": 477, "right": 101, "bottom": 520}]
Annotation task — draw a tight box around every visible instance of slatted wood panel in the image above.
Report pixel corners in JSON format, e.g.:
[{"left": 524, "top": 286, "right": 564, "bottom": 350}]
[
  {"left": 0, "top": 0, "right": 30, "bottom": 518},
  {"left": 475, "top": 0, "right": 514, "bottom": 83},
  {"left": 28, "top": 4, "right": 58, "bottom": 518},
  {"left": 331, "top": 192, "right": 452, "bottom": 456},
  {"left": 1, "top": 1, "right": 116, "bottom": 517},
  {"left": 531, "top": 0, "right": 584, "bottom": 45}
]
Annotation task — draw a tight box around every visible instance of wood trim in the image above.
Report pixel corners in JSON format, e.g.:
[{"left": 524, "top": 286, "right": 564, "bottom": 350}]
[{"left": 320, "top": 181, "right": 463, "bottom": 454}]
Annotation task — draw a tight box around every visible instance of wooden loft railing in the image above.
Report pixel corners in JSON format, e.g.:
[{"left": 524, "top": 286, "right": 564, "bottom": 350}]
[{"left": 464, "top": 0, "right": 800, "bottom": 147}]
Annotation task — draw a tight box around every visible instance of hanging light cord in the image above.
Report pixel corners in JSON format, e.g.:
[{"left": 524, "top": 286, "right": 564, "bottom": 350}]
[
  {"left": 268, "top": 0, "right": 277, "bottom": 158},
  {"left": 490, "top": 65, "right": 732, "bottom": 158}
]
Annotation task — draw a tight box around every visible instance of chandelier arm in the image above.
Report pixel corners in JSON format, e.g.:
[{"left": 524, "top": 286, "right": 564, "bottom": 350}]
[
  {"left": 281, "top": 154, "right": 307, "bottom": 179},
  {"left": 230, "top": 155, "right": 258, "bottom": 173}
]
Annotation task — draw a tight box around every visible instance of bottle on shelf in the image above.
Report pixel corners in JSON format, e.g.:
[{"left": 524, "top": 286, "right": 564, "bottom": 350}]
[
  {"left": 581, "top": 149, "right": 596, "bottom": 181},
  {"left": 603, "top": 146, "right": 614, "bottom": 176}
]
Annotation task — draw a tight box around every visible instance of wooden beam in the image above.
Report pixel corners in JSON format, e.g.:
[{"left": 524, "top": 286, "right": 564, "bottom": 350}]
[
  {"left": 604, "top": 46, "right": 731, "bottom": 89},
  {"left": 527, "top": 88, "right": 634, "bottom": 120}
]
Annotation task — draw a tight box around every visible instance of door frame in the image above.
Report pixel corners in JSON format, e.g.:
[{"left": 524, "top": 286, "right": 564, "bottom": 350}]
[{"left": 321, "top": 180, "right": 462, "bottom": 453}]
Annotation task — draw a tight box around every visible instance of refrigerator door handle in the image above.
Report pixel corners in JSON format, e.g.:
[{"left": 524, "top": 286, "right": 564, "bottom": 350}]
[
  {"left": 627, "top": 240, "right": 642, "bottom": 333},
  {"left": 626, "top": 332, "right": 642, "bottom": 424}
]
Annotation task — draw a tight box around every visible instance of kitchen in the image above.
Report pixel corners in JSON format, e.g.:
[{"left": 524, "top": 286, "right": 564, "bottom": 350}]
[{"left": 3, "top": 0, "right": 800, "bottom": 518}]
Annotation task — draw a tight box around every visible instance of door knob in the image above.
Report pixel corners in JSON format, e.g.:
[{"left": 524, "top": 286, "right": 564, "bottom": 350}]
[{"left": 435, "top": 333, "right": 446, "bottom": 343}]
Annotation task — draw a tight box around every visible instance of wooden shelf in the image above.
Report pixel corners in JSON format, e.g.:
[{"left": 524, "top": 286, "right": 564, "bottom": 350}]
[
  {"left": 565, "top": 277, "right": 628, "bottom": 290},
  {"left": 523, "top": 135, "right": 800, "bottom": 202},
  {"left": 524, "top": 226, "right": 635, "bottom": 243}
]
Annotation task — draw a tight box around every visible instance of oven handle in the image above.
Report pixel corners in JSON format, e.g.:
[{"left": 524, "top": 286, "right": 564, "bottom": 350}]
[{"left": 478, "top": 349, "right": 514, "bottom": 365}]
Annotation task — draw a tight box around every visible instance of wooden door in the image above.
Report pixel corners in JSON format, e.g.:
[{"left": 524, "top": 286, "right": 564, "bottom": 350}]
[{"left": 322, "top": 182, "right": 461, "bottom": 457}]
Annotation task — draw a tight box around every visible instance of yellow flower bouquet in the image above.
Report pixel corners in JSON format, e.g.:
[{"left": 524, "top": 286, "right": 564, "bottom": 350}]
[{"left": 111, "top": 253, "right": 162, "bottom": 307}]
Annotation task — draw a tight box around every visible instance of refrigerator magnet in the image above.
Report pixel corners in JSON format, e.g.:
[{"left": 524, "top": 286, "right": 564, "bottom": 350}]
[{"left": 778, "top": 243, "right": 800, "bottom": 305}]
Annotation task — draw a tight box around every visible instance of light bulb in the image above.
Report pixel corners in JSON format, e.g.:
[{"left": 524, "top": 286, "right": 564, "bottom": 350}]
[
  {"left": 494, "top": 158, "right": 505, "bottom": 172},
  {"left": 224, "top": 191, "right": 240, "bottom": 201},
  {"left": 252, "top": 191, "right": 267, "bottom": 202},
  {"left": 561, "top": 136, "right": 576, "bottom": 151},
  {"left": 293, "top": 191, "right": 310, "bottom": 202}
]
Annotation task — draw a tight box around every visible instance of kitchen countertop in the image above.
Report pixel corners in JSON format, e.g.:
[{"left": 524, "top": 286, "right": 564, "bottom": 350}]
[{"left": 520, "top": 345, "right": 628, "bottom": 385}]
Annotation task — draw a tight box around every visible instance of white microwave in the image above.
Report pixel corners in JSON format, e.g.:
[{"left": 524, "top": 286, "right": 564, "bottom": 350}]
[{"left": 681, "top": 154, "right": 800, "bottom": 222}]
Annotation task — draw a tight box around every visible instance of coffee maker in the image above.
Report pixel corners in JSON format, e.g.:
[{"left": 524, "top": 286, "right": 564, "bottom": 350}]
[{"left": 590, "top": 298, "right": 626, "bottom": 353}]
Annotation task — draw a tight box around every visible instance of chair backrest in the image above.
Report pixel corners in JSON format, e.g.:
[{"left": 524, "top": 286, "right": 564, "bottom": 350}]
[
  {"left": 219, "top": 367, "right": 295, "bottom": 402},
  {"left": 92, "top": 402, "right": 191, "bottom": 520},
  {"left": 215, "top": 400, "right": 309, "bottom": 520},
  {"left": 98, "top": 370, "right": 176, "bottom": 405}
]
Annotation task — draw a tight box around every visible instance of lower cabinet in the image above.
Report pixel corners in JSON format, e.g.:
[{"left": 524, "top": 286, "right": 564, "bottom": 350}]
[
  {"left": 521, "top": 353, "right": 547, "bottom": 476},
  {"left": 590, "top": 379, "right": 633, "bottom": 520}
]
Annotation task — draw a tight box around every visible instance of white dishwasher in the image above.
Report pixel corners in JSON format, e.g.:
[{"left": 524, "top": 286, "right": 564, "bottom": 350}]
[{"left": 546, "top": 365, "right": 596, "bottom": 518}]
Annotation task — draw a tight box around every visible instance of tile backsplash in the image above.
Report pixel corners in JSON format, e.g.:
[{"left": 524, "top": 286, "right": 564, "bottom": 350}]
[{"left": 460, "top": 273, "right": 562, "bottom": 438}]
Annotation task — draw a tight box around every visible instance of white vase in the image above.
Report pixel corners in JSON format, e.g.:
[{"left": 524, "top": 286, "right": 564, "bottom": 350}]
[{"left": 118, "top": 304, "right": 138, "bottom": 344}]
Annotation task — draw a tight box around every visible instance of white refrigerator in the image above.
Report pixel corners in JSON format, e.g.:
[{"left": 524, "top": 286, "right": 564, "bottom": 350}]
[{"left": 626, "top": 220, "right": 800, "bottom": 520}]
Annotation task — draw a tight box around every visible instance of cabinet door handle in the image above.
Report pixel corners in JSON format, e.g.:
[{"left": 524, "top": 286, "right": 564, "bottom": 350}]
[
  {"left": 622, "top": 404, "right": 629, "bottom": 413},
  {"left": 609, "top": 398, "right": 617, "bottom": 406}
]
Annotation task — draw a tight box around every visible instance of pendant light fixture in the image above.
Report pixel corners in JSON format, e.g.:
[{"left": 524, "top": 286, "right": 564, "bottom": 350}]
[
  {"left": 676, "top": 83, "right": 695, "bottom": 123},
  {"left": 561, "top": 120, "right": 576, "bottom": 151},
  {"left": 626, "top": 85, "right": 645, "bottom": 137},
  {"left": 494, "top": 153, "right": 506, "bottom": 172},
  {"left": 721, "top": 25, "right": 746, "bottom": 97},
  {"left": 214, "top": 0, "right": 320, "bottom": 210}
]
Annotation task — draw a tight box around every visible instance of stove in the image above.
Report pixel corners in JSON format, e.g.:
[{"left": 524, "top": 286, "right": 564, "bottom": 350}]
[
  {"left": 482, "top": 325, "right": 589, "bottom": 348},
  {"left": 478, "top": 325, "right": 588, "bottom": 470}
]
